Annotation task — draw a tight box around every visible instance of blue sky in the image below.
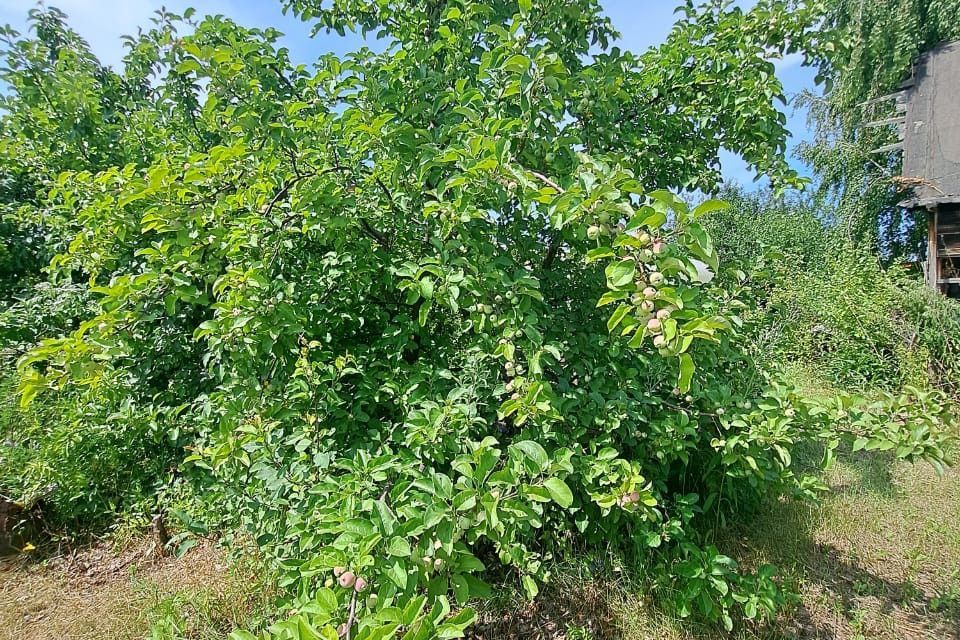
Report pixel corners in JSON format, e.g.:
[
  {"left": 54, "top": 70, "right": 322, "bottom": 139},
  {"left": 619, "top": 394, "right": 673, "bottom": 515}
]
[{"left": 0, "top": 0, "right": 817, "bottom": 187}]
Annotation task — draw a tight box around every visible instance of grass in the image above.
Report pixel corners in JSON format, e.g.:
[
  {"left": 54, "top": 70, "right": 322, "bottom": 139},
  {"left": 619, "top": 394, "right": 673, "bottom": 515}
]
[
  {"left": 471, "top": 445, "right": 960, "bottom": 640},
  {"left": 0, "top": 540, "right": 274, "bottom": 640}
]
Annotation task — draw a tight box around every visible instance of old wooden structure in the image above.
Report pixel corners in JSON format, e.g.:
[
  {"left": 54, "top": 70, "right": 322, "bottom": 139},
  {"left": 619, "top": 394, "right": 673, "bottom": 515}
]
[{"left": 895, "top": 40, "right": 960, "bottom": 298}]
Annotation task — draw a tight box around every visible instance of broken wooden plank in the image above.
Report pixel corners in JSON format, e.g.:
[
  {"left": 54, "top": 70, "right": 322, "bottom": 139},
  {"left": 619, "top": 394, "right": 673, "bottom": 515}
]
[{"left": 871, "top": 142, "right": 903, "bottom": 154}]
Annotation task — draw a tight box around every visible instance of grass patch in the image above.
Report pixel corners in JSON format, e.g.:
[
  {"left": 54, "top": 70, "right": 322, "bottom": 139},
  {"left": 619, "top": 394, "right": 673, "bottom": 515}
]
[
  {"left": 470, "top": 443, "right": 960, "bottom": 640},
  {"left": 0, "top": 539, "right": 274, "bottom": 640}
]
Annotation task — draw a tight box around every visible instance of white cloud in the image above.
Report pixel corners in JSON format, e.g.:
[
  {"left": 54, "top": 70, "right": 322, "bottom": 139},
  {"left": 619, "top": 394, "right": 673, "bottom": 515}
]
[{"left": 773, "top": 51, "right": 804, "bottom": 73}]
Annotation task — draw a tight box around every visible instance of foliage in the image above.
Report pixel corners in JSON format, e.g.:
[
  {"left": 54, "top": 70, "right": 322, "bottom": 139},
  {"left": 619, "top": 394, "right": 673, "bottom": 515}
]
[
  {"left": 0, "top": 2, "right": 953, "bottom": 639},
  {"left": 0, "top": 375, "right": 182, "bottom": 533},
  {"left": 801, "top": 0, "right": 960, "bottom": 256},
  {"left": 704, "top": 187, "right": 960, "bottom": 397}
]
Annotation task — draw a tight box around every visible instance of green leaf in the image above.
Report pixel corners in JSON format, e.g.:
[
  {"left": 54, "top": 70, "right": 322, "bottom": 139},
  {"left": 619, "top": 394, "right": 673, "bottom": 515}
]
[
  {"left": 521, "top": 575, "right": 539, "bottom": 599},
  {"left": 586, "top": 246, "right": 615, "bottom": 263},
  {"left": 693, "top": 199, "right": 730, "bottom": 218},
  {"left": 510, "top": 440, "right": 549, "bottom": 472},
  {"left": 597, "top": 290, "right": 627, "bottom": 307},
  {"left": 502, "top": 54, "right": 531, "bottom": 74},
  {"left": 678, "top": 353, "right": 694, "bottom": 393},
  {"left": 605, "top": 260, "right": 636, "bottom": 289},
  {"left": 607, "top": 304, "right": 631, "bottom": 333},
  {"left": 543, "top": 477, "right": 573, "bottom": 508},
  {"left": 386, "top": 537, "right": 412, "bottom": 557}
]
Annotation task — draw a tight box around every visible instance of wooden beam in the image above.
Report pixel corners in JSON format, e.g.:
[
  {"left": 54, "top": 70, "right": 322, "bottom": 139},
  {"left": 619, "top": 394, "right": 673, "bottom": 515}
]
[
  {"left": 928, "top": 208, "right": 939, "bottom": 290},
  {"left": 862, "top": 116, "right": 906, "bottom": 129},
  {"left": 871, "top": 142, "right": 903, "bottom": 154}
]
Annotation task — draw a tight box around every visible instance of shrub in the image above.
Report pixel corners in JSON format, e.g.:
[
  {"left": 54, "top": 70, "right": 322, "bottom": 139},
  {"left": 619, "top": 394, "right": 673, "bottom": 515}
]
[
  {"left": 1, "top": 3, "right": 951, "bottom": 639},
  {"left": 706, "top": 187, "right": 960, "bottom": 397}
]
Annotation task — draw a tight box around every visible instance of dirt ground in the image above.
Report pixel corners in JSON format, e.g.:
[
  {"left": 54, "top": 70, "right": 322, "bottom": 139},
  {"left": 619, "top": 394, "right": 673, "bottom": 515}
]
[{"left": 0, "top": 538, "right": 266, "bottom": 640}]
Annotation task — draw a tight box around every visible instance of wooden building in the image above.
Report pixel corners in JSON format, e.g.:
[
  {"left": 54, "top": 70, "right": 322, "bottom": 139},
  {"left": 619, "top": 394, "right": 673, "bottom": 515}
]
[{"left": 897, "top": 40, "right": 960, "bottom": 298}]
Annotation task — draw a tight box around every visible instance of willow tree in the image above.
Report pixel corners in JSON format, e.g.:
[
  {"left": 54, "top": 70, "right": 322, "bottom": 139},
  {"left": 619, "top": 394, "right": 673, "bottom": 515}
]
[{"left": 802, "top": 0, "right": 960, "bottom": 257}]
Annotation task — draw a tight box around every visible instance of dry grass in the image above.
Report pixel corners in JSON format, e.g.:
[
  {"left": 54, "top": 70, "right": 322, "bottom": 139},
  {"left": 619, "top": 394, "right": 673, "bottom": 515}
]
[
  {"left": 473, "top": 448, "right": 960, "bottom": 640},
  {"left": 0, "top": 539, "right": 272, "bottom": 640}
]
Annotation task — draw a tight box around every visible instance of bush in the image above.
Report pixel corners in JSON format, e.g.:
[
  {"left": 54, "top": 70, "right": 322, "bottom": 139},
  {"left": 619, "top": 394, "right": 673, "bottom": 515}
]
[
  {"left": 706, "top": 187, "right": 960, "bottom": 396},
  {"left": 1, "top": 3, "right": 952, "bottom": 639}
]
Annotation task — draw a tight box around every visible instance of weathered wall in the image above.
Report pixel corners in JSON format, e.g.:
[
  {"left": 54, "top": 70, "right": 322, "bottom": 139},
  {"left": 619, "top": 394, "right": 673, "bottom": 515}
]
[{"left": 902, "top": 41, "right": 960, "bottom": 207}]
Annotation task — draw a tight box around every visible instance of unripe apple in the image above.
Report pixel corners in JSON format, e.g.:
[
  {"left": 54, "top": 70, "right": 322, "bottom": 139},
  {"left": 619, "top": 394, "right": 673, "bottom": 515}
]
[
  {"left": 489, "top": 314, "right": 498, "bottom": 322},
  {"left": 433, "top": 558, "right": 444, "bottom": 570},
  {"left": 639, "top": 249, "right": 654, "bottom": 262},
  {"left": 600, "top": 223, "right": 611, "bottom": 236},
  {"left": 640, "top": 300, "right": 655, "bottom": 313},
  {"left": 511, "top": 392, "right": 520, "bottom": 400},
  {"left": 653, "top": 335, "right": 666, "bottom": 348},
  {"left": 354, "top": 577, "right": 368, "bottom": 592},
  {"left": 333, "top": 566, "right": 346, "bottom": 577},
  {"left": 637, "top": 232, "right": 651, "bottom": 246},
  {"left": 652, "top": 241, "right": 665, "bottom": 255},
  {"left": 643, "top": 287, "right": 657, "bottom": 300},
  {"left": 495, "top": 295, "right": 503, "bottom": 303},
  {"left": 338, "top": 571, "right": 356, "bottom": 589},
  {"left": 482, "top": 304, "right": 493, "bottom": 314},
  {"left": 597, "top": 212, "right": 610, "bottom": 224},
  {"left": 684, "top": 395, "right": 693, "bottom": 403},
  {"left": 649, "top": 272, "right": 664, "bottom": 285},
  {"left": 716, "top": 408, "right": 725, "bottom": 416},
  {"left": 647, "top": 318, "right": 662, "bottom": 333},
  {"left": 629, "top": 491, "right": 640, "bottom": 504},
  {"left": 656, "top": 308, "right": 671, "bottom": 320},
  {"left": 587, "top": 225, "right": 601, "bottom": 240}
]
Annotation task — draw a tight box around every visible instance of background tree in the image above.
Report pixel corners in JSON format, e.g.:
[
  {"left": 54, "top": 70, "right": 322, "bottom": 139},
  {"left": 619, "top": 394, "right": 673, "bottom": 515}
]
[{"left": 801, "top": 0, "right": 960, "bottom": 258}]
